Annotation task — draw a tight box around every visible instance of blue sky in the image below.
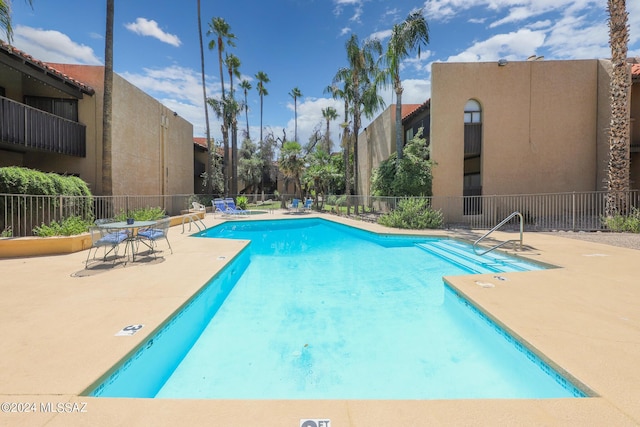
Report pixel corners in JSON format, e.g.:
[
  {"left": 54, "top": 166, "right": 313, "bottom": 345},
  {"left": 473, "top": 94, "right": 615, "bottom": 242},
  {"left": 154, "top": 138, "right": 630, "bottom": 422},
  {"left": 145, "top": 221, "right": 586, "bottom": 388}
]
[{"left": 8, "top": 0, "right": 640, "bottom": 148}]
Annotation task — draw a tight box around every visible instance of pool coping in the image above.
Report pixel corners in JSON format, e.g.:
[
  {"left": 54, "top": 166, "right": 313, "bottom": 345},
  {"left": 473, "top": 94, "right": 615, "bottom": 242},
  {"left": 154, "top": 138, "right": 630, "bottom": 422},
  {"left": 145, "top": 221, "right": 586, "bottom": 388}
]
[{"left": 1, "top": 212, "right": 639, "bottom": 426}]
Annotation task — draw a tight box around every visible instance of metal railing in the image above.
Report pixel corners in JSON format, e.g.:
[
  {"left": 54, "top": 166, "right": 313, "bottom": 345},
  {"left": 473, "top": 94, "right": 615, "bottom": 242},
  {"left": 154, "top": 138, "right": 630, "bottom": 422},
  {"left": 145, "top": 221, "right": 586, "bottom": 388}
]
[
  {"left": 473, "top": 211, "right": 523, "bottom": 255},
  {"left": 0, "top": 96, "right": 87, "bottom": 157},
  {"left": 2, "top": 190, "right": 639, "bottom": 238}
]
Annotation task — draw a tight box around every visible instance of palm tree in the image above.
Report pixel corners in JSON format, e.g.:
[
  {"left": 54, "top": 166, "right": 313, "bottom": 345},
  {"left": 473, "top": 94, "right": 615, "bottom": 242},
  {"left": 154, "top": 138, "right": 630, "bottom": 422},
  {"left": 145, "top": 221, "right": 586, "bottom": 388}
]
[
  {"left": 605, "top": 0, "right": 631, "bottom": 216},
  {"left": 321, "top": 106, "right": 338, "bottom": 154},
  {"left": 289, "top": 87, "right": 303, "bottom": 142},
  {"left": 341, "top": 34, "right": 386, "bottom": 213},
  {"left": 102, "top": 0, "right": 114, "bottom": 197},
  {"left": 225, "top": 53, "right": 241, "bottom": 195},
  {"left": 325, "top": 81, "right": 352, "bottom": 212},
  {"left": 196, "top": 0, "right": 214, "bottom": 192},
  {"left": 207, "top": 17, "right": 236, "bottom": 195},
  {"left": 386, "top": 9, "right": 429, "bottom": 162},
  {"left": 279, "top": 141, "right": 305, "bottom": 199},
  {"left": 0, "top": 0, "right": 32, "bottom": 42},
  {"left": 239, "top": 79, "right": 252, "bottom": 139},
  {"left": 255, "top": 71, "right": 270, "bottom": 143}
]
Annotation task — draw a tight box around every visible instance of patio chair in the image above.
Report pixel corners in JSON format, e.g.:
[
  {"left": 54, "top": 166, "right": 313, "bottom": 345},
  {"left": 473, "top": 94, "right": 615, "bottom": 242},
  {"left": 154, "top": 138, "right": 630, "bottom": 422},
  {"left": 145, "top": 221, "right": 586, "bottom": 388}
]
[
  {"left": 137, "top": 218, "right": 173, "bottom": 258},
  {"left": 191, "top": 201, "right": 206, "bottom": 212},
  {"left": 85, "top": 226, "right": 128, "bottom": 267},
  {"left": 213, "top": 198, "right": 245, "bottom": 216},
  {"left": 288, "top": 198, "right": 300, "bottom": 212},
  {"left": 224, "top": 198, "right": 249, "bottom": 215},
  {"left": 303, "top": 198, "right": 313, "bottom": 211}
]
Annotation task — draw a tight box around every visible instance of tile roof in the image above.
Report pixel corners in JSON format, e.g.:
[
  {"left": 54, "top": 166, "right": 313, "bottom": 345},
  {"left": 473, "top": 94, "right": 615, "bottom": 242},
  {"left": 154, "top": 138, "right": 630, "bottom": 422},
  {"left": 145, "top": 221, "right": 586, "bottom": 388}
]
[
  {"left": 193, "top": 137, "right": 208, "bottom": 149},
  {"left": 0, "top": 41, "right": 95, "bottom": 95},
  {"left": 632, "top": 63, "right": 640, "bottom": 82},
  {"left": 402, "top": 99, "right": 430, "bottom": 123}
]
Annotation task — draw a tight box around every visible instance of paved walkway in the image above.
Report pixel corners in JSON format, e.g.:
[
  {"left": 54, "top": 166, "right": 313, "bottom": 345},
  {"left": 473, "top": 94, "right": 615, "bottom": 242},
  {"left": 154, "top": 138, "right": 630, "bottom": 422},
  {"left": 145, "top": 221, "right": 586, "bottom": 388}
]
[{"left": 1, "top": 212, "right": 639, "bottom": 426}]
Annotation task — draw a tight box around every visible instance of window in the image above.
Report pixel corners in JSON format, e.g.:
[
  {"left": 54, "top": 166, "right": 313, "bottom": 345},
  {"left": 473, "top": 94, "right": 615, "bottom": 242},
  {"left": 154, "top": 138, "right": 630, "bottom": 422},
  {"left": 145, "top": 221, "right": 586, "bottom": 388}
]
[
  {"left": 464, "top": 99, "right": 481, "bottom": 123},
  {"left": 24, "top": 96, "right": 78, "bottom": 122},
  {"left": 464, "top": 99, "right": 482, "bottom": 215}
]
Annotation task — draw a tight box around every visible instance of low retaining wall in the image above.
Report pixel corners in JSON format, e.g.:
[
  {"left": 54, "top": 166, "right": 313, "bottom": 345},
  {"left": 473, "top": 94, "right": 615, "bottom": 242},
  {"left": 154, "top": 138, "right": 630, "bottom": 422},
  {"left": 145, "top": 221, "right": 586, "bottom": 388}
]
[{"left": 0, "top": 213, "right": 204, "bottom": 259}]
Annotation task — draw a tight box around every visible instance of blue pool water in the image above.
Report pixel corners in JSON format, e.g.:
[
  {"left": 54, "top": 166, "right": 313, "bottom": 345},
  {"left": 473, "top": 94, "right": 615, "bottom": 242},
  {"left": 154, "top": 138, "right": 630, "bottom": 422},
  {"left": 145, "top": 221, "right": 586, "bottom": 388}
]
[{"left": 88, "top": 218, "right": 586, "bottom": 400}]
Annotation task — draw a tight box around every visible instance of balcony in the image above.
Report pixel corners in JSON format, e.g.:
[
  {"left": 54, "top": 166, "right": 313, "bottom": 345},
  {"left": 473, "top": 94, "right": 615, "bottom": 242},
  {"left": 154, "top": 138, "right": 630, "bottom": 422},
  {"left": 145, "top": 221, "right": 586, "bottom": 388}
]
[{"left": 0, "top": 96, "right": 86, "bottom": 157}]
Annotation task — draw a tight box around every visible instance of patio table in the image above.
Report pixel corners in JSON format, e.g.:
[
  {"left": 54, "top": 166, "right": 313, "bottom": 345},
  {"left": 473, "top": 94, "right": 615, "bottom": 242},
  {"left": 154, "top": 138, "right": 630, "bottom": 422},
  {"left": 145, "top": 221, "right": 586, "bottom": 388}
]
[{"left": 96, "top": 220, "right": 156, "bottom": 263}]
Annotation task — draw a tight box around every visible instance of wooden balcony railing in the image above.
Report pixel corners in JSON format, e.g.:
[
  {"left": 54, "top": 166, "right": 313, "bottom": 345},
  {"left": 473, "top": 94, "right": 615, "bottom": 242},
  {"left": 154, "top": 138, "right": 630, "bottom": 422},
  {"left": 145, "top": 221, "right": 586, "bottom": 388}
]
[{"left": 0, "top": 96, "right": 86, "bottom": 157}]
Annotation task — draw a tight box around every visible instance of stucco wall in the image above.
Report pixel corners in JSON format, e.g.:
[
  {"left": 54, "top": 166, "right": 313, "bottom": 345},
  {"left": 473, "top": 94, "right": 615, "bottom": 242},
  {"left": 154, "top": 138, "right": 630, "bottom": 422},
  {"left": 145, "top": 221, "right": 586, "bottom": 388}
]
[
  {"left": 431, "top": 60, "right": 603, "bottom": 199},
  {"left": 357, "top": 106, "right": 394, "bottom": 196},
  {"left": 44, "top": 64, "right": 193, "bottom": 196}
]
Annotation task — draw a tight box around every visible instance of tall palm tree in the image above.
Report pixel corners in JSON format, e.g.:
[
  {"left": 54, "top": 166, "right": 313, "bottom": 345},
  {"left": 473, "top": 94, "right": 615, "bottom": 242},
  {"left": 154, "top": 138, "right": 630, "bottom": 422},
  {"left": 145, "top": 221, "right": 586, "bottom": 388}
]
[
  {"left": 325, "top": 81, "right": 352, "bottom": 211},
  {"left": 255, "top": 71, "right": 270, "bottom": 144},
  {"left": 342, "top": 34, "right": 386, "bottom": 213},
  {"left": 386, "top": 9, "right": 429, "bottom": 162},
  {"left": 239, "top": 79, "right": 252, "bottom": 139},
  {"left": 196, "top": 0, "right": 214, "bottom": 192},
  {"left": 289, "top": 87, "right": 303, "bottom": 142},
  {"left": 321, "top": 106, "right": 338, "bottom": 154},
  {"left": 605, "top": 0, "right": 631, "bottom": 216},
  {"left": 225, "top": 53, "right": 241, "bottom": 195},
  {"left": 102, "top": 0, "right": 114, "bottom": 196},
  {"left": 207, "top": 17, "right": 236, "bottom": 195},
  {"left": 0, "top": 0, "right": 32, "bottom": 42}
]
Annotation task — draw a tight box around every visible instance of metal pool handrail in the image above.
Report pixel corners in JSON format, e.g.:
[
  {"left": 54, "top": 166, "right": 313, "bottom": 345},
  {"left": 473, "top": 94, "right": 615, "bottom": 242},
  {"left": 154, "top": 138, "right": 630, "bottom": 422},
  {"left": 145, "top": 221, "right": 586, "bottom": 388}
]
[{"left": 473, "top": 211, "right": 523, "bottom": 256}]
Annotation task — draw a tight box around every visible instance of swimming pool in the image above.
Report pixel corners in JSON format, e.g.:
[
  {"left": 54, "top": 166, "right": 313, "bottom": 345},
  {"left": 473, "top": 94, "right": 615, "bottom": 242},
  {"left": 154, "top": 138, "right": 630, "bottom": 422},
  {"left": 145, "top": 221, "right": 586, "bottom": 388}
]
[{"left": 87, "top": 218, "right": 586, "bottom": 399}]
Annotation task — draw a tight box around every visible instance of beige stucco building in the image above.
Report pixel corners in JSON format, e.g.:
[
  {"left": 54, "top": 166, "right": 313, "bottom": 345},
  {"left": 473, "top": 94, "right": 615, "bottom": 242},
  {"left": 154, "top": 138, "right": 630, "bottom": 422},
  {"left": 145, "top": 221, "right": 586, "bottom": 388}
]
[
  {"left": 0, "top": 42, "right": 194, "bottom": 197},
  {"left": 358, "top": 59, "right": 640, "bottom": 218}
]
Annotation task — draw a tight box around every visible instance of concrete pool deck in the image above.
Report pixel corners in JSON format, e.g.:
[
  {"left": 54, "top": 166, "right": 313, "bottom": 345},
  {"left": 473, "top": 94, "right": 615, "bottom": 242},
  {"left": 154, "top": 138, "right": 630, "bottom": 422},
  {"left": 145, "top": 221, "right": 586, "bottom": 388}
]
[{"left": 1, "top": 211, "right": 639, "bottom": 426}]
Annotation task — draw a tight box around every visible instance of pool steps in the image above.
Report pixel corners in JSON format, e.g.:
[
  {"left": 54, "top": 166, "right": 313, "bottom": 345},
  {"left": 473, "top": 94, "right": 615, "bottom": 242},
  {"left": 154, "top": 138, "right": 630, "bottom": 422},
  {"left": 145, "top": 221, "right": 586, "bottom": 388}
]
[{"left": 415, "top": 240, "right": 541, "bottom": 274}]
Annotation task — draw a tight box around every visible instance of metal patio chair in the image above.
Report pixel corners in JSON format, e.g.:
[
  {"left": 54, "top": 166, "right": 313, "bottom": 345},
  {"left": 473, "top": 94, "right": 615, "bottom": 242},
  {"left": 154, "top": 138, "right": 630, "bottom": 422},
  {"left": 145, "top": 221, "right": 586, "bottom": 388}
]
[
  {"left": 85, "top": 226, "right": 128, "bottom": 267},
  {"left": 137, "top": 218, "right": 173, "bottom": 258}
]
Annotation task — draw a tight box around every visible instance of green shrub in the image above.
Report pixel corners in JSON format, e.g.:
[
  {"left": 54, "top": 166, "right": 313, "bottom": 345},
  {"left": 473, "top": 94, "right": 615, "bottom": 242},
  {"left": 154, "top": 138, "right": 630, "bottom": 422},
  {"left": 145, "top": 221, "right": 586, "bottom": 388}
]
[
  {"left": 378, "top": 197, "right": 443, "bottom": 229},
  {"left": 235, "top": 195, "right": 248, "bottom": 210},
  {"left": 32, "top": 216, "right": 94, "bottom": 237},
  {"left": 114, "top": 207, "right": 166, "bottom": 222},
  {"left": 602, "top": 207, "right": 640, "bottom": 233}
]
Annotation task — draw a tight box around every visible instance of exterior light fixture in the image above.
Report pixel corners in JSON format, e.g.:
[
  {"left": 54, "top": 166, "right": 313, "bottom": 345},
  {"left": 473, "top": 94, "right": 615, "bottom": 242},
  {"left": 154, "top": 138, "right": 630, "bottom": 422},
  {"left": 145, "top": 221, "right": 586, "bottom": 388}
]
[{"left": 498, "top": 59, "right": 508, "bottom": 66}]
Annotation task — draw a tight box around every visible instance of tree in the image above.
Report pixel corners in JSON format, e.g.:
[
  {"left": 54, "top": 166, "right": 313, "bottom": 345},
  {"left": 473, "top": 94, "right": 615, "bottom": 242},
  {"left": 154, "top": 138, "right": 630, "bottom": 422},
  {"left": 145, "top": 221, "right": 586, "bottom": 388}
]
[
  {"left": 339, "top": 34, "right": 386, "bottom": 213},
  {"left": 302, "top": 148, "right": 335, "bottom": 210},
  {"left": 279, "top": 141, "right": 305, "bottom": 199},
  {"left": 321, "top": 106, "right": 338, "bottom": 154},
  {"left": 325, "top": 81, "right": 352, "bottom": 209},
  {"left": 207, "top": 17, "right": 236, "bottom": 195},
  {"left": 196, "top": 0, "right": 214, "bottom": 193},
  {"left": 239, "top": 79, "right": 252, "bottom": 139},
  {"left": 225, "top": 53, "right": 242, "bottom": 195},
  {"left": 102, "top": 0, "right": 114, "bottom": 196},
  {"left": 386, "top": 9, "right": 429, "bottom": 162},
  {"left": 238, "top": 138, "right": 262, "bottom": 196},
  {"left": 0, "top": 0, "right": 32, "bottom": 42},
  {"left": 289, "top": 87, "right": 303, "bottom": 142},
  {"left": 371, "top": 127, "right": 433, "bottom": 197},
  {"left": 605, "top": 0, "right": 631, "bottom": 216},
  {"left": 255, "top": 71, "right": 270, "bottom": 144}
]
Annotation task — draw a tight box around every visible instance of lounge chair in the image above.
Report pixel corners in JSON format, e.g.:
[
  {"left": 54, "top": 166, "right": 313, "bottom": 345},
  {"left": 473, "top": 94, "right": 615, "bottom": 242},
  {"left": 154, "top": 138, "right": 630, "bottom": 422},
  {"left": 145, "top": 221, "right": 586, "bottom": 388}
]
[
  {"left": 224, "top": 198, "right": 249, "bottom": 214},
  {"left": 137, "top": 218, "right": 173, "bottom": 258},
  {"left": 213, "top": 198, "right": 247, "bottom": 216},
  {"left": 86, "top": 226, "right": 128, "bottom": 267},
  {"left": 303, "top": 198, "right": 313, "bottom": 211}
]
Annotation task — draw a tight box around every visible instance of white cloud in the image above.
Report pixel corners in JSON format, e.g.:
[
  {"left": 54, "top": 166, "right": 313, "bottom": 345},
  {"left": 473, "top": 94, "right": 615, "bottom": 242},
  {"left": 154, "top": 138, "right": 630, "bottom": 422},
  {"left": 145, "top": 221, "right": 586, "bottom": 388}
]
[
  {"left": 13, "top": 26, "right": 102, "bottom": 65},
  {"left": 446, "top": 28, "right": 546, "bottom": 62},
  {"left": 285, "top": 97, "right": 344, "bottom": 150},
  {"left": 124, "top": 18, "right": 181, "bottom": 47},
  {"left": 368, "top": 29, "right": 392, "bottom": 42}
]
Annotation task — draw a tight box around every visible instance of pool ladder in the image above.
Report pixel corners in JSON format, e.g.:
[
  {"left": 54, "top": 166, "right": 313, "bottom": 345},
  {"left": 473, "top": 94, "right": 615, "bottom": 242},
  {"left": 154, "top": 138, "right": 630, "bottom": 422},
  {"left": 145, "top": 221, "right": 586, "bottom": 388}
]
[
  {"left": 181, "top": 213, "right": 206, "bottom": 233},
  {"left": 473, "top": 211, "right": 523, "bottom": 255}
]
